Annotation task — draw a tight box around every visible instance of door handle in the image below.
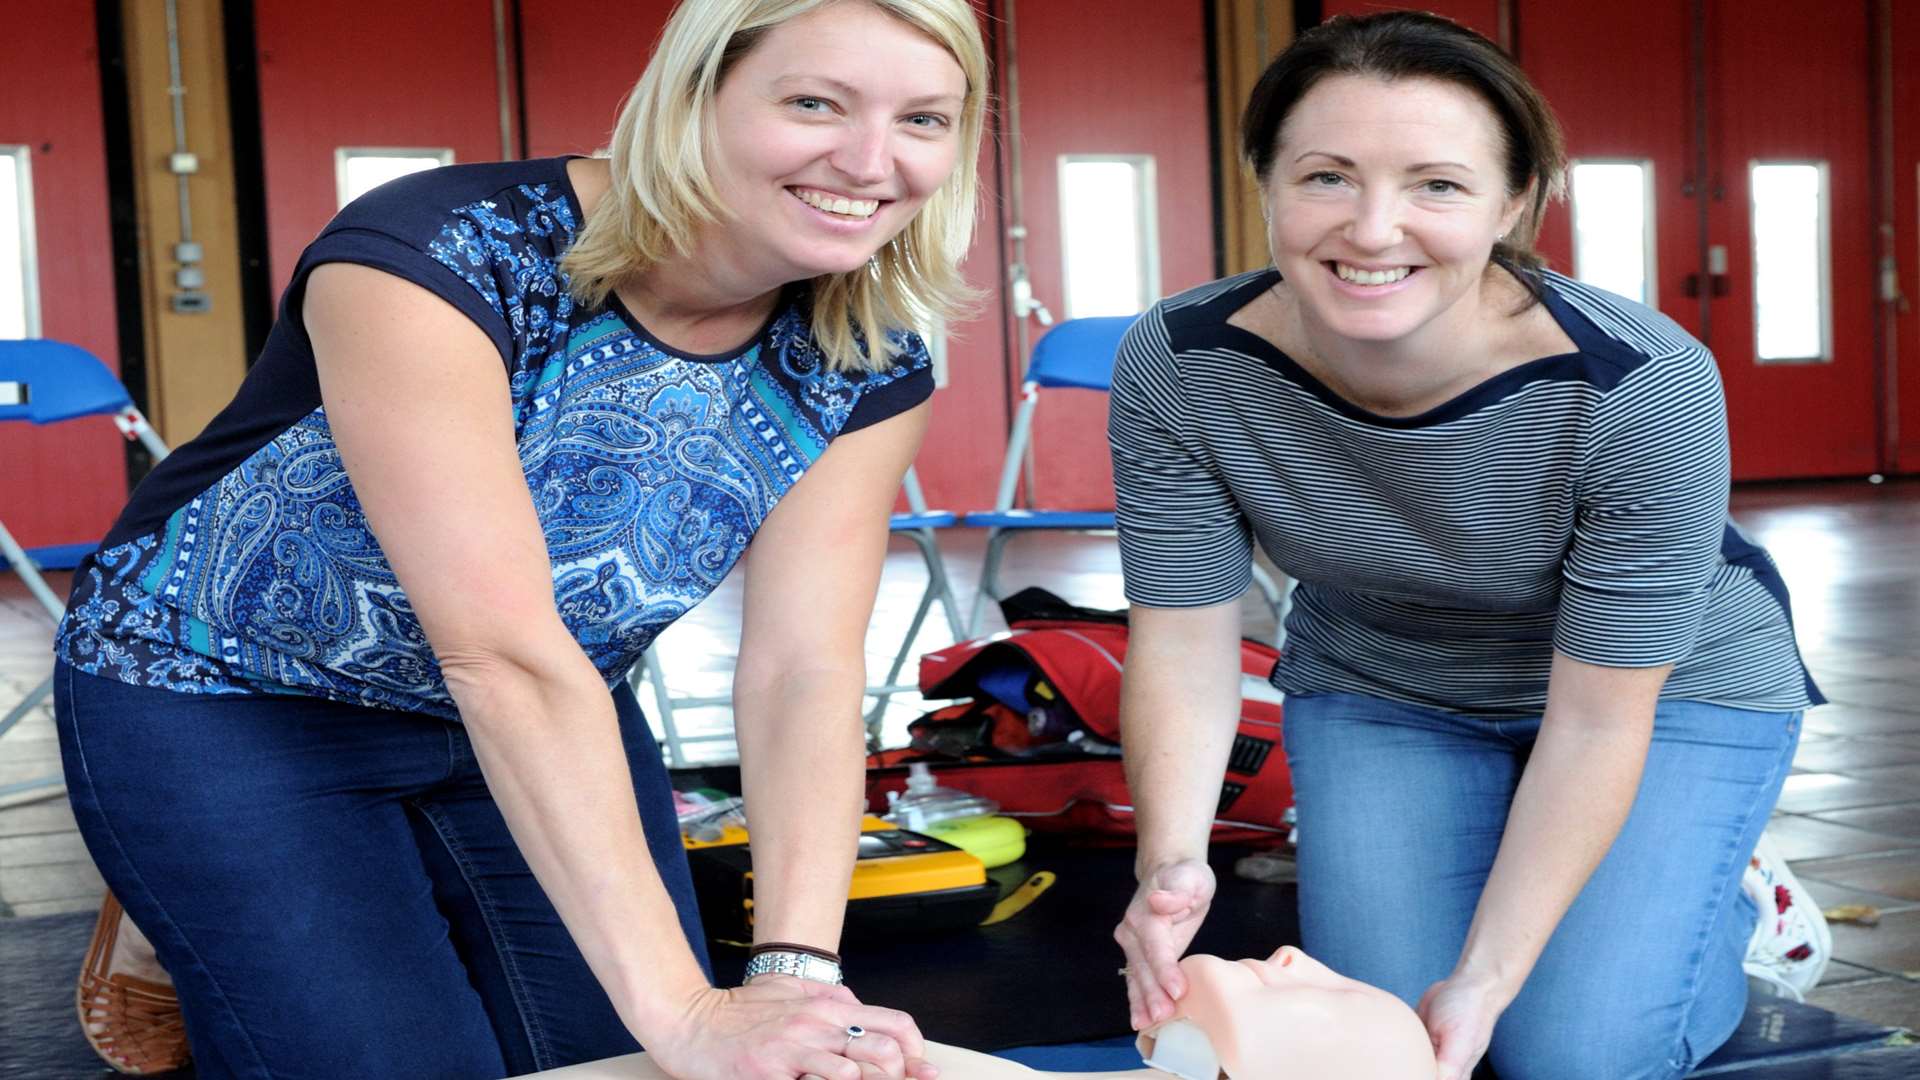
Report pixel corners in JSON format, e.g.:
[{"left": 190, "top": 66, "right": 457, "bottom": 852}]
[
  {"left": 1684, "top": 245, "right": 1731, "bottom": 299},
  {"left": 1682, "top": 274, "right": 1730, "bottom": 299}
]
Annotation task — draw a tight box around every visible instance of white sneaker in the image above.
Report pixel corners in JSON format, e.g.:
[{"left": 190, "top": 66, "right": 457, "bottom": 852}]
[{"left": 1740, "top": 829, "right": 1832, "bottom": 1002}]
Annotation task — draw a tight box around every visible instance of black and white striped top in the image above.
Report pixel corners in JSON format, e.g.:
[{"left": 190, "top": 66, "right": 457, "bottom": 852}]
[{"left": 1109, "top": 267, "right": 1821, "bottom": 716}]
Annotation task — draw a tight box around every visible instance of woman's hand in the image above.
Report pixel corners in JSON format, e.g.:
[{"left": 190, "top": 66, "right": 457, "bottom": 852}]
[
  {"left": 1415, "top": 970, "right": 1510, "bottom": 1080},
  {"left": 1114, "top": 858, "right": 1217, "bottom": 1029},
  {"left": 645, "top": 978, "right": 937, "bottom": 1080}
]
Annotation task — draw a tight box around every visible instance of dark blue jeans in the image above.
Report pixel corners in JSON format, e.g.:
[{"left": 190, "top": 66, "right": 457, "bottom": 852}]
[{"left": 55, "top": 661, "right": 710, "bottom": 1079}]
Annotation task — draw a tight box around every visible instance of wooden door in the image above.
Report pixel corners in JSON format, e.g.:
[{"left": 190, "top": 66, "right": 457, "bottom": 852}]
[{"left": 1707, "top": 0, "right": 1878, "bottom": 479}]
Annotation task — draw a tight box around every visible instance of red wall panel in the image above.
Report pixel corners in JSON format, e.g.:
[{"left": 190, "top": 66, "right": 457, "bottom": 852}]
[
  {"left": 1011, "top": 0, "right": 1216, "bottom": 510},
  {"left": 1321, "top": 0, "right": 1502, "bottom": 42},
  {"left": 254, "top": 1, "right": 503, "bottom": 298},
  {"left": 1520, "top": 4, "right": 1691, "bottom": 329},
  {"left": 518, "top": 0, "right": 676, "bottom": 158},
  {"left": 0, "top": 3, "right": 126, "bottom": 551}
]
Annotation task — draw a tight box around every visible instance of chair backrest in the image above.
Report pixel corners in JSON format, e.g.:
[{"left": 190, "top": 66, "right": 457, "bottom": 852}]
[
  {"left": 1024, "top": 316, "right": 1135, "bottom": 392},
  {"left": 0, "top": 339, "right": 135, "bottom": 426}
]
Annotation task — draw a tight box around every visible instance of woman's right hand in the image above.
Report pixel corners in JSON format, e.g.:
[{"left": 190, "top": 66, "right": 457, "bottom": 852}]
[
  {"left": 1114, "top": 857, "right": 1217, "bottom": 1030},
  {"left": 644, "top": 979, "right": 936, "bottom": 1080}
]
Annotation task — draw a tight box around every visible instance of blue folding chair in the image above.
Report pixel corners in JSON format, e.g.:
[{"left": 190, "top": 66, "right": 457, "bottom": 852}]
[
  {"left": 960, "top": 317, "right": 1291, "bottom": 641},
  {"left": 0, "top": 339, "right": 168, "bottom": 804},
  {"left": 629, "top": 465, "right": 965, "bottom": 765}
]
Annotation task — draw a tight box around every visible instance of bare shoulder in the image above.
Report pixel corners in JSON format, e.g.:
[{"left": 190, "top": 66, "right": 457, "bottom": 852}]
[{"left": 1489, "top": 270, "right": 1577, "bottom": 364}]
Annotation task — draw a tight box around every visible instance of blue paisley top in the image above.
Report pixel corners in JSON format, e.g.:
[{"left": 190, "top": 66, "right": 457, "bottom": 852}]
[{"left": 54, "top": 157, "right": 933, "bottom": 719}]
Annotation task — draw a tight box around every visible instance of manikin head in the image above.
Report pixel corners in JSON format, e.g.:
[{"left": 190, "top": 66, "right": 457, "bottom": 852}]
[{"left": 1138, "top": 948, "right": 1436, "bottom": 1080}]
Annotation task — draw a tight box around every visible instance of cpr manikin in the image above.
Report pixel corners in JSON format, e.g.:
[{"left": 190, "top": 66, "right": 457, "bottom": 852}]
[{"left": 526, "top": 947, "right": 1437, "bottom": 1079}]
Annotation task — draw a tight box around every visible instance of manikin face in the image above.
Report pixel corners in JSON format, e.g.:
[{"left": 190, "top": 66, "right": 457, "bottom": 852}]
[
  {"left": 1263, "top": 74, "right": 1526, "bottom": 352},
  {"left": 707, "top": 0, "right": 968, "bottom": 283},
  {"left": 1140, "top": 947, "right": 1437, "bottom": 1079}
]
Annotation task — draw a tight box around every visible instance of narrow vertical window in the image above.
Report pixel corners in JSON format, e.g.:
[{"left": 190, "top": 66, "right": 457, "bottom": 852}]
[
  {"left": 1569, "top": 159, "right": 1656, "bottom": 307},
  {"left": 1058, "top": 155, "right": 1159, "bottom": 320},
  {"left": 1749, "top": 161, "right": 1831, "bottom": 363},
  {"left": 334, "top": 148, "right": 454, "bottom": 209},
  {"left": 1, "top": 146, "right": 40, "bottom": 339}
]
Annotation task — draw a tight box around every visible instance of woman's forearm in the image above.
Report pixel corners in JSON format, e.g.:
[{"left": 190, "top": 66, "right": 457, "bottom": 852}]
[
  {"left": 731, "top": 662, "right": 869, "bottom": 950},
  {"left": 1453, "top": 699, "right": 1654, "bottom": 997},
  {"left": 448, "top": 650, "right": 710, "bottom": 1041},
  {"left": 1122, "top": 604, "right": 1246, "bottom": 877}
]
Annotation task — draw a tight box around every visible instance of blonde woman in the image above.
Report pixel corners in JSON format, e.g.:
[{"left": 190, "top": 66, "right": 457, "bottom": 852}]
[{"left": 54, "top": 1, "right": 985, "bottom": 1077}]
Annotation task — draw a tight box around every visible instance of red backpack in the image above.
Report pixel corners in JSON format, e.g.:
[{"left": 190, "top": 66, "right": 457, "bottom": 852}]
[{"left": 866, "top": 589, "right": 1294, "bottom": 845}]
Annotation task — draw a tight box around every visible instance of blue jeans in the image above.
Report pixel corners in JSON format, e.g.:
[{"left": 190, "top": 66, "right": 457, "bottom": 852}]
[
  {"left": 54, "top": 661, "right": 710, "bottom": 1079},
  {"left": 1282, "top": 693, "right": 1801, "bottom": 1080}
]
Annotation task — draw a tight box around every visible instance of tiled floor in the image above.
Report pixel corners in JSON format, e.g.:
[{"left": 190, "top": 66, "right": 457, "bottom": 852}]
[{"left": 3, "top": 480, "right": 1918, "bottom": 1036}]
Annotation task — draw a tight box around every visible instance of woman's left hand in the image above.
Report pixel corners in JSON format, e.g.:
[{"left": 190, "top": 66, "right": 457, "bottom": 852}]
[{"left": 1415, "top": 971, "right": 1510, "bottom": 1080}]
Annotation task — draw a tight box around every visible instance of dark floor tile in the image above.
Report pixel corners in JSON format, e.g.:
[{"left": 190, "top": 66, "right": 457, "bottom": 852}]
[
  {"left": 1829, "top": 909, "right": 1920, "bottom": 976},
  {"left": 0, "top": 831, "right": 89, "bottom": 869},
  {"left": 1796, "top": 852, "right": 1920, "bottom": 904},
  {"left": 1803, "top": 975, "right": 1920, "bottom": 1032},
  {"left": 1817, "top": 960, "right": 1889, "bottom": 987},
  {"left": 1776, "top": 774, "right": 1920, "bottom": 815},
  {"left": 0, "top": 859, "right": 103, "bottom": 906},
  {"left": 1838, "top": 762, "right": 1920, "bottom": 785},
  {"left": 1766, "top": 816, "right": 1916, "bottom": 861},
  {"left": 0, "top": 799, "right": 77, "bottom": 838},
  {"left": 1794, "top": 739, "right": 1920, "bottom": 773},
  {"left": 1806, "top": 704, "right": 1920, "bottom": 738},
  {"left": 1818, "top": 680, "right": 1920, "bottom": 716},
  {"left": 1795, "top": 875, "right": 1920, "bottom": 917},
  {"left": 7, "top": 895, "right": 100, "bottom": 918},
  {"left": 1810, "top": 804, "right": 1920, "bottom": 843},
  {"left": 1805, "top": 651, "right": 1920, "bottom": 682}
]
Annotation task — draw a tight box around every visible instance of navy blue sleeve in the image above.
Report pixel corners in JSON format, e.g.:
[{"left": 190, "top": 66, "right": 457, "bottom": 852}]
[
  {"left": 289, "top": 228, "right": 516, "bottom": 368},
  {"left": 840, "top": 330, "right": 936, "bottom": 433},
  {"left": 286, "top": 160, "right": 581, "bottom": 373}
]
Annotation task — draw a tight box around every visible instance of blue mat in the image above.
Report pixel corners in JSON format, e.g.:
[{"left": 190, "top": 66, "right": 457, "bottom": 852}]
[
  {"left": 992, "top": 1024, "right": 1920, "bottom": 1077},
  {"left": 1696, "top": 998, "right": 1907, "bottom": 1074},
  {"left": 3, "top": 856, "right": 1908, "bottom": 1078}
]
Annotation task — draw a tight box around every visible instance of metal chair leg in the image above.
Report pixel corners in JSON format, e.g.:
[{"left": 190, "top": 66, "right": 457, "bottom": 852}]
[
  {"left": 639, "top": 649, "right": 687, "bottom": 769},
  {"left": 0, "top": 519, "right": 68, "bottom": 804},
  {"left": 968, "top": 528, "right": 1015, "bottom": 637}
]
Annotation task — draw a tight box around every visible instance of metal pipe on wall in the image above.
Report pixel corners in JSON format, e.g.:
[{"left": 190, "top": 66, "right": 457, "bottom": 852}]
[
  {"left": 1868, "top": 0, "right": 1902, "bottom": 472},
  {"left": 492, "top": 0, "right": 516, "bottom": 160},
  {"left": 998, "top": 0, "right": 1051, "bottom": 507},
  {"left": 163, "top": 0, "right": 208, "bottom": 313}
]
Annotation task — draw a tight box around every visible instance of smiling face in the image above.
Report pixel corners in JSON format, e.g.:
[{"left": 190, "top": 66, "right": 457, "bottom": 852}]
[
  {"left": 706, "top": 0, "right": 968, "bottom": 285},
  {"left": 1263, "top": 74, "right": 1526, "bottom": 352}
]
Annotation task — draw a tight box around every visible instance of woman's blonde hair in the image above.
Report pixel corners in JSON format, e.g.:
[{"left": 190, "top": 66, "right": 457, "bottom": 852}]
[{"left": 562, "top": 0, "right": 988, "bottom": 373}]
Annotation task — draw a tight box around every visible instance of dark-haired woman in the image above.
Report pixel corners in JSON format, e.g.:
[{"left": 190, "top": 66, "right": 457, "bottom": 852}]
[{"left": 1108, "top": 12, "right": 1823, "bottom": 1080}]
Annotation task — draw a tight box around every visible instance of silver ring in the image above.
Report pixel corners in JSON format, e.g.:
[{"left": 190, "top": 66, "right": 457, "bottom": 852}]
[
  {"left": 1118, "top": 965, "right": 1131, "bottom": 977},
  {"left": 844, "top": 1024, "right": 866, "bottom": 1052}
]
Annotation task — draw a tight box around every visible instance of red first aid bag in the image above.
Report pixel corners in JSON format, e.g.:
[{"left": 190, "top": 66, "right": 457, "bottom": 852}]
[{"left": 865, "top": 589, "right": 1293, "bottom": 845}]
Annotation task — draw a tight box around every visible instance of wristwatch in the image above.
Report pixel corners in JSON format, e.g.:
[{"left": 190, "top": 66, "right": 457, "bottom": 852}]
[{"left": 743, "top": 950, "right": 844, "bottom": 986}]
